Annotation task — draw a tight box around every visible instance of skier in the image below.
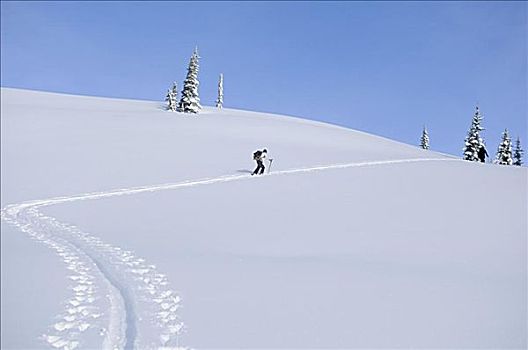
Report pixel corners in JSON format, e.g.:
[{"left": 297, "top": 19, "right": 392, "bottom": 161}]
[
  {"left": 478, "top": 144, "right": 488, "bottom": 163},
  {"left": 252, "top": 149, "right": 268, "bottom": 175}
]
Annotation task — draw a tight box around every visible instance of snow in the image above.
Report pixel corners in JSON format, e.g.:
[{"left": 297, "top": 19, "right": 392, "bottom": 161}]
[{"left": 1, "top": 88, "right": 526, "bottom": 349}]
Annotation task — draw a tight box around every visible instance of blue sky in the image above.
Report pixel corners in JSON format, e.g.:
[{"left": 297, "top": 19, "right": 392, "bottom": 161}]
[{"left": 1, "top": 1, "right": 526, "bottom": 157}]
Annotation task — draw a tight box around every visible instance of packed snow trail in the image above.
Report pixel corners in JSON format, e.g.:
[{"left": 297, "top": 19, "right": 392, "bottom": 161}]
[
  {"left": 1, "top": 157, "right": 459, "bottom": 349},
  {"left": 2, "top": 158, "right": 458, "bottom": 211}
]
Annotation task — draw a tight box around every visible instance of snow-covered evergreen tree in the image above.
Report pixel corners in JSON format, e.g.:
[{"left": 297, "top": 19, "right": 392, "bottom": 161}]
[
  {"left": 420, "top": 126, "right": 430, "bottom": 150},
  {"left": 216, "top": 73, "right": 224, "bottom": 109},
  {"left": 495, "top": 129, "right": 513, "bottom": 165},
  {"left": 178, "top": 48, "right": 202, "bottom": 114},
  {"left": 513, "top": 137, "right": 523, "bottom": 166},
  {"left": 165, "top": 89, "right": 172, "bottom": 108},
  {"left": 165, "top": 82, "right": 178, "bottom": 112},
  {"left": 463, "top": 106, "right": 485, "bottom": 161},
  {"left": 171, "top": 81, "right": 178, "bottom": 102}
]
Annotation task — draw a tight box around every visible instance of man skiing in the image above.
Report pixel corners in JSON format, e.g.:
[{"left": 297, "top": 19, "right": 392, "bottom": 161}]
[
  {"left": 478, "top": 144, "right": 488, "bottom": 163},
  {"left": 252, "top": 149, "right": 268, "bottom": 175}
]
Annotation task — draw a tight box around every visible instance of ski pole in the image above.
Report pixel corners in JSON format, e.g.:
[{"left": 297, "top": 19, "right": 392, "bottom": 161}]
[{"left": 268, "top": 159, "right": 273, "bottom": 174}]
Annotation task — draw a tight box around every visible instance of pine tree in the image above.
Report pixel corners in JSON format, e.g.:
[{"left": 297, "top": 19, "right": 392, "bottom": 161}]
[
  {"left": 513, "top": 137, "right": 523, "bottom": 166},
  {"left": 165, "top": 89, "right": 172, "bottom": 108},
  {"left": 463, "top": 106, "right": 485, "bottom": 161},
  {"left": 171, "top": 81, "right": 178, "bottom": 103},
  {"left": 216, "top": 73, "right": 224, "bottom": 109},
  {"left": 495, "top": 129, "right": 513, "bottom": 165},
  {"left": 178, "top": 48, "right": 202, "bottom": 114},
  {"left": 165, "top": 82, "right": 178, "bottom": 112},
  {"left": 420, "top": 126, "right": 430, "bottom": 150}
]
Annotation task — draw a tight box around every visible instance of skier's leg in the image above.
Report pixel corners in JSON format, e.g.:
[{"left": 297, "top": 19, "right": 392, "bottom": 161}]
[{"left": 253, "top": 161, "right": 263, "bottom": 175}]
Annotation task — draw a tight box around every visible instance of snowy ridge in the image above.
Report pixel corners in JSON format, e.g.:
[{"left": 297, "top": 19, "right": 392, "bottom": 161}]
[{"left": 1, "top": 157, "right": 459, "bottom": 349}]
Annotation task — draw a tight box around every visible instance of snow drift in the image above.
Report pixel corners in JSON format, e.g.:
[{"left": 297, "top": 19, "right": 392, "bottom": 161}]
[{"left": 1, "top": 88, "right": 526, "bottom": 349}]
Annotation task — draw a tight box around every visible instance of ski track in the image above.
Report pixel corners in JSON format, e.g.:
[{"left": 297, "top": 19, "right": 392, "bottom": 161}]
[{"left": 0, "top": 157, "right": 459, "bottom": 349}]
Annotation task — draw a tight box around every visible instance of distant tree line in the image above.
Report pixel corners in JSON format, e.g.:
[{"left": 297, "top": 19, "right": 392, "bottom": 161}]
[
  {"left": 164, "top": 47, "right": 223, "bottom": 115},
  {"left": 164, "top": 48, "right": 524, "bottom": 167},
  {"left": 420, "top": 106, "right": 523, "bottom": 166}
]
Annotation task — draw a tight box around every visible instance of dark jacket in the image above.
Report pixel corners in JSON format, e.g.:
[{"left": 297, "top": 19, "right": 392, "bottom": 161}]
[{"left": 478, "top": 146, "right": 488, "bottom": 162}]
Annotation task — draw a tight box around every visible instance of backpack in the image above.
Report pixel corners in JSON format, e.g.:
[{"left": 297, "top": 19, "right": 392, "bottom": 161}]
[{"left": 253, "top": 150, "right": 262, "bottom": 160}]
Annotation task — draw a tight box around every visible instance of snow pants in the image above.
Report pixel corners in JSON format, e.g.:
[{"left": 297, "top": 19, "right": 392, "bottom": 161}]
[{"left": 253, "top": 160, "right": 265, "bottom": 175}]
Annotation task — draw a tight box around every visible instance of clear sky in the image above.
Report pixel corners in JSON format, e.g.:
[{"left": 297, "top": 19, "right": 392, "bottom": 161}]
[{"left": 1, "top": 1, "right": 526, "bottom": 157}]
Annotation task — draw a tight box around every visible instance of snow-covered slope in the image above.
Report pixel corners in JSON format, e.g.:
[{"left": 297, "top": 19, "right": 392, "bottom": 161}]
[{"left": 1, "top": 88, "right": 526, "bottom": 349}]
